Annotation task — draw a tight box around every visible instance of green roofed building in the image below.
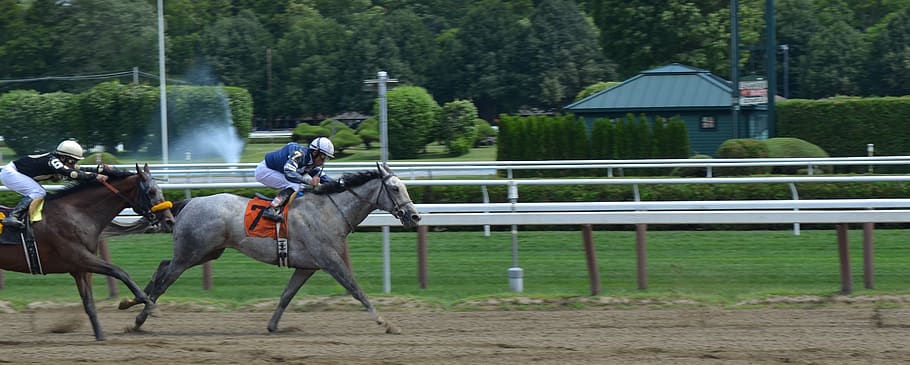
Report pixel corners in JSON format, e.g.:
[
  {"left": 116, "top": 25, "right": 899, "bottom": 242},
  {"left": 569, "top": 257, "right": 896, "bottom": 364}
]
[{"left": 563, "top": 63, "right": 770, "bottom": 156}]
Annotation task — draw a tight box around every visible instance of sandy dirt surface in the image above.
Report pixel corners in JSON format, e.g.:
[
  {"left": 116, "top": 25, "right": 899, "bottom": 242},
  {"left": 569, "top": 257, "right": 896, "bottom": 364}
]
[{"left": 1, "top": 303, "right": 909, "bottom": 365}]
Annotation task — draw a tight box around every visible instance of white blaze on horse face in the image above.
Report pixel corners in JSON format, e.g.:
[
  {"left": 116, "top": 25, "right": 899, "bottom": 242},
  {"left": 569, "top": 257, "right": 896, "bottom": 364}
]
[{"left": 386, "top": 175, "right": 419, "bottom": 227}]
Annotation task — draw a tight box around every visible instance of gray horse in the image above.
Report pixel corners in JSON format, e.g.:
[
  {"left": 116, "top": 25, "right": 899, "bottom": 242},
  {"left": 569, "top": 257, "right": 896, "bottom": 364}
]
[{"left": 119, "top": 163, "right": 421, "bottom": 334}]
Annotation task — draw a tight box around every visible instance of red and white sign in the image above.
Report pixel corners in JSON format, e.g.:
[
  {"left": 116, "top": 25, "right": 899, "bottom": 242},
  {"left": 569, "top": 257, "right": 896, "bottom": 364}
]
[{"left": 739, "top": 80, "right": 768, "bottom": 105}]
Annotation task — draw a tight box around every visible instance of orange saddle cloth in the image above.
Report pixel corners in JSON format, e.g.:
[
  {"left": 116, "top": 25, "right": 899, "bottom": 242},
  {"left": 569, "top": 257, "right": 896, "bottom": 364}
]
[{"left": 244, "top": 197, "right": 289, "bottom": 239}]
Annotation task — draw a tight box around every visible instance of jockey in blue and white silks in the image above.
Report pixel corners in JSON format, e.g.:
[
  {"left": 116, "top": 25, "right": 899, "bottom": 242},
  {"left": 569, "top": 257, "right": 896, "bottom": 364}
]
[{"left": 254, "top": 137, "right": 335, "bottom": 222}]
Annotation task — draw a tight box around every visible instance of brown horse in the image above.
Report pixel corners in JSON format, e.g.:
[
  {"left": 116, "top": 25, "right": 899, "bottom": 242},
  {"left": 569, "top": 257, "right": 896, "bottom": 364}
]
[{"left": 0, "top": 164, "right": 174, "bottom": 341}]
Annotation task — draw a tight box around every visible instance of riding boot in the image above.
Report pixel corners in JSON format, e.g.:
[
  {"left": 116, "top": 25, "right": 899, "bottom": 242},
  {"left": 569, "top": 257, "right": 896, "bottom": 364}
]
[
  {"left": 262, "top": 187, "right": 294, "bottom": 222},
  {"left": 1, "top": 196, "right": 32, "bottom": 229}
]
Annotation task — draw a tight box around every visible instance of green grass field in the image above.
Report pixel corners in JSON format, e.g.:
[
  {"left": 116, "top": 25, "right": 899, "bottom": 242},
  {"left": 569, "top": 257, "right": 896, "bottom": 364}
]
[{"left": 2, "top": 228, "right": 908, "bottom": 309}]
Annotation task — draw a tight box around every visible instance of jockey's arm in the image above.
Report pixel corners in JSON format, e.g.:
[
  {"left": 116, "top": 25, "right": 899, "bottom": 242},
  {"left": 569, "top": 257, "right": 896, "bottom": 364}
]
[
  {"left": 51, "top": 157, "right": 104, "bottom": 182},
  {"left": 282, "top": 151, "right": 309, "bottom": 184}
]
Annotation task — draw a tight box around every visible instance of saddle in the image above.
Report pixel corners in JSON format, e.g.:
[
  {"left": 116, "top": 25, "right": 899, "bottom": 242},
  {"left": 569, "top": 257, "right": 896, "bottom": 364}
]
[
  {"left": 0, "top": 199, "right": 45, "bottom": 274},
  {"left": 245, "top": 195, "right": 292, "bottom": 267},
  {"left": 0, "top": 198, "right": 44, "bottom": 244},
  {"left": 244, "top": 195, "right": 289, "bottom": 238}
]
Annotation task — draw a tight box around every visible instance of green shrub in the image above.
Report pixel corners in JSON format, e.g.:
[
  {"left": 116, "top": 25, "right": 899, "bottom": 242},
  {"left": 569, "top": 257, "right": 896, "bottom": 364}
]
[
  {"left": 291, "top": 123, "right": 331, "bottom": 143},
  {"left": 716, "top": 138, "right": 771, "bottom": 176},
  {"left": 766, "top": 137, "right": 831, "bottom": 174},
  {"left": 671, "top": 154, "right": 712, "bottom": 177}
]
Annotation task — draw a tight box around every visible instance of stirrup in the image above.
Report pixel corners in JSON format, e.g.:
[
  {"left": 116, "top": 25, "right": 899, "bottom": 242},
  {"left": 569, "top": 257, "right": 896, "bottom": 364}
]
[
  {"left": 262, "top": 207, "right": 284, "bottom": 222},
  {"left": 1, "top": 217, "right": 24, "bottom": 229}
]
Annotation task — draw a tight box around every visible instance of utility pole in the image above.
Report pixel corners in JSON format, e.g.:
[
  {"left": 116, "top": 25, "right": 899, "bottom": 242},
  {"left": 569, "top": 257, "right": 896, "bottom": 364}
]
[
  {"left": 765, "top": 0, "right": 776, "bottom": 138},
  {"left": 730, "top": 0, "right": 740, "bottom": 138}
]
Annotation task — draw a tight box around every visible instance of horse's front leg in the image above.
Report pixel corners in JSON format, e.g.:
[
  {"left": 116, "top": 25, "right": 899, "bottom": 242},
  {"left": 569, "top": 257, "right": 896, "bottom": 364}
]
[
  {"left": 268, "top": 268, "right": 317, "bottom": 333},
  {"left": 81, "top": 255, "right": 156, "bottom": 318},
  {"left": 72, "top": 272, "right": 105, "bottom": 341},
  {"left": 319, "top": 251, "right": 401, "bottom": 334}
]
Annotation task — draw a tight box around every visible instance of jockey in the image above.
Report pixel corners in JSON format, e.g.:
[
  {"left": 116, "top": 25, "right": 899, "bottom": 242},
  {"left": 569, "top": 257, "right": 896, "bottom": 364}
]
[
  {"left": 254, "top": 136, "right": 335, "bottom": 222},
  {"left": 0, "top": 139, "right": 109, "bottom": 229}
]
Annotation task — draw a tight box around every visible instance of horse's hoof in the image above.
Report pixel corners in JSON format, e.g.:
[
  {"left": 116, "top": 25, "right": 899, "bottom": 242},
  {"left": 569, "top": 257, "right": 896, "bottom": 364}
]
[
  {"left": 385, "top": 325, "right": 402, "bottom": 335},
  {"left": 118, "top": 298, "right": 136, "bottom": 310},
  {"left": 124, "top": 325, "right": 146, "bottom": 334}
]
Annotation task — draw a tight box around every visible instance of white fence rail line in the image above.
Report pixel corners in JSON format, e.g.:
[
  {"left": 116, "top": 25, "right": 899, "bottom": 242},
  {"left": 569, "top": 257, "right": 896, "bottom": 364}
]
[{"left": 58, "top": 156, "right": 910, "bottom": 179}]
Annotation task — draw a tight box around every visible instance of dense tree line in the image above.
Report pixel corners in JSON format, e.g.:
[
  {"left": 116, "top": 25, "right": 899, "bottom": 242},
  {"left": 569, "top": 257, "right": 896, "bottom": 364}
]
[{"left": 3, "top": 0, "right": 910, "bottom": 129}]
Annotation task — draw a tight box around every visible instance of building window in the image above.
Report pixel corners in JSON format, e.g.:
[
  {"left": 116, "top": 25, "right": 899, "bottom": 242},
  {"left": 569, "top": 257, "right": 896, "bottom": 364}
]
[{"left": 700, "top": 116, "right": 716, "bottom": 129}]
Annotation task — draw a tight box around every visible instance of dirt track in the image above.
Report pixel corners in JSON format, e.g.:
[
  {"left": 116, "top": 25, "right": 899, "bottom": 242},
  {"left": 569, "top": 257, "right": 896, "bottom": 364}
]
[{"left": 1, "top": 304, "right": 909, "bottom": 365}]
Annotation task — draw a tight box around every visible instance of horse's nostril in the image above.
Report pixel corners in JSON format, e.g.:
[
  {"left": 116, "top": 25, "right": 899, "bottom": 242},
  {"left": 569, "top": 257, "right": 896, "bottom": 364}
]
[{"left": 412, "top": 214, "right": 421, "bottom": 221}]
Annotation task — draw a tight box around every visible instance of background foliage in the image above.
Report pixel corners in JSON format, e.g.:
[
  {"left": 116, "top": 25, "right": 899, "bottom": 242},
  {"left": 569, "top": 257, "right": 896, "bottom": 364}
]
[{"left": 5, "top": 0, "right": 909, "bottom": 129}]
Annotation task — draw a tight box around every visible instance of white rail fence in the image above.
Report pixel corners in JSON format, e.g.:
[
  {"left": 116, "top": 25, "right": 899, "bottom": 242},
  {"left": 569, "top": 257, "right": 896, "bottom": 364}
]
[
  {"left": 4, "top": 158, "right": 910, "bottom": 296},
  {"left": 106, "top": 174, "right": 910, "bottom": 296}
]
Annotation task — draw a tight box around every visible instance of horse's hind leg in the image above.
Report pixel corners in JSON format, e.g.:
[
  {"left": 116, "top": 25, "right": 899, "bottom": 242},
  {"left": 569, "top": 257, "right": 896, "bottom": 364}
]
[
  {"left": 320, "top": 255, "right": 401, "bottom": 334},
  {"left": 268, "top": 268, "right": 316, "bottom": 333},
  {"left": 119, "top": 259, "right": 171, "bottom": 310},
  {"left": 72, "top": 272, "right": 104, "bottom": 341},
  {"left": 131, "top": 257, "right": 197, "bottom": 330},
  {"left": 77, "top": 254, "right": 155, "bottom": 314}
]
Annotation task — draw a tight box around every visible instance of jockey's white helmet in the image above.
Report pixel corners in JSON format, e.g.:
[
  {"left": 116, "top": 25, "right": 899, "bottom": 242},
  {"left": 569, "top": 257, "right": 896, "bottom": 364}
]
[
  {"left": 55, "top": 140, "right": 84, "bottom": 160},
  {"left": 309, "top": 137, "right": 335, "bottom": 159}
]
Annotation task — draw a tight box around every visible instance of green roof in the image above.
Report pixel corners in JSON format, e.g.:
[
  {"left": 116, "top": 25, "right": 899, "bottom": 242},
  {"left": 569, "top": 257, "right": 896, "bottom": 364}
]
[{"left": 564, "top": 63, "right": 733, "bottom": 112}]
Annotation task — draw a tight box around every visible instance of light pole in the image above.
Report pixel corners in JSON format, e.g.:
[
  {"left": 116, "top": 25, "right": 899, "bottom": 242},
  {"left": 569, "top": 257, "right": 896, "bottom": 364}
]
[
  {"left": 363, "top": 71, "right": 398, "bottom": 164},
  {"left": 363, "top": 71, "right": 398, "bottom": 293},
  {"left": 157, "top": 0, "right": 169, "bottom": 164}
]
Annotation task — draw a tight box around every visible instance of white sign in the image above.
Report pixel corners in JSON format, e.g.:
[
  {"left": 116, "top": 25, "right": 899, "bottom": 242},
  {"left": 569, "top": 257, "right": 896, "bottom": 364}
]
[{"left": 739, "top": 80, "right": 768, "bottom": 105}]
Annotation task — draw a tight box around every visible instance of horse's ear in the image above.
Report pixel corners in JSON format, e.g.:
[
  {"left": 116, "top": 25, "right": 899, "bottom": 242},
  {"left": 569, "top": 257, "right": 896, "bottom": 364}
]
[
  {"left": 377, "top": 162, "right": 393, "bottom": 177},
  {"left": 135, "top": 163, "right": 141, "bottom": 174},
  {"left": 143, "top": 163, "right": 151, "bottom": 174}
]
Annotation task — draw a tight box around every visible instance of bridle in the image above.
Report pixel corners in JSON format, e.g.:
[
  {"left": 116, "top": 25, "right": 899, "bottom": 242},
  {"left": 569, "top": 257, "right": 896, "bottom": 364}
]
[
  {"left": 326, "top": 171, "right": 411, "bottom": 232},
  {"left": 347, "top": 173, "right": 410, "bottom": 220},
  {"left": 100, "top": 174, "right": 170, "bottom": 225}
]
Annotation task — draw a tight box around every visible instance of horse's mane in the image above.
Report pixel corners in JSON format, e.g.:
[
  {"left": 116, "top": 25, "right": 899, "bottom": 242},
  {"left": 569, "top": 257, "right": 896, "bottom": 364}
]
[
  {"left": 45, "top": 168, "right": 136, "bottom": 201},
  {"left": 312, "top": 170, "right": 381, "bottom": 195}
]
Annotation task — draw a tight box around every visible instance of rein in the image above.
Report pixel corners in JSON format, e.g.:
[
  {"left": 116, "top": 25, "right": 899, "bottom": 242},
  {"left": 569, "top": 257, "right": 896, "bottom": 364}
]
[
  {"left": 100, "top": 177, "right": 162, "bottom": 224},
  {"left": 324, "top": 171, "right": 412, "bottom": 232},
  {"left": 346, "top": 174, "right": 410, "bottom": 220}
]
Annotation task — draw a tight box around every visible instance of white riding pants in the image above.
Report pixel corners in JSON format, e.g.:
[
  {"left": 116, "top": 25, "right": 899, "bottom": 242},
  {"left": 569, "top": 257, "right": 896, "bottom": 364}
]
[
  {"left": 0, "top": 161, "right": 46, "bottom": 199},
  {"left": 255, "top": 161, "right": 301, "bottom": 191}
]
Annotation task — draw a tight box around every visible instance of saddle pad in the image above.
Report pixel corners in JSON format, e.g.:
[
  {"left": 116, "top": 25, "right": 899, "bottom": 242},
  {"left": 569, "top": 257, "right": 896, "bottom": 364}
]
[{"left": 244, "top": 196, "right": 288, "bottom": 238}]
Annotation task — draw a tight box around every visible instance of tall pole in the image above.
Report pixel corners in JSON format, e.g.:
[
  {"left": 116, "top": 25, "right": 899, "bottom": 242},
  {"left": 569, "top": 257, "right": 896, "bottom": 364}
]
[
  {"left": 157, "top": 0, "right": 169, "bottom": 164},
  {"left": 378, "top": 71, "right": 389, "bottom": 165},
  {"left": 765, "top": 0, "right": 776, "bottom": 138},
  {"left": 376, "top": 71, "right": 391, "bottom": 293},
  {"left": 730, "top": 0, "right": 740, "bottom": 138}
]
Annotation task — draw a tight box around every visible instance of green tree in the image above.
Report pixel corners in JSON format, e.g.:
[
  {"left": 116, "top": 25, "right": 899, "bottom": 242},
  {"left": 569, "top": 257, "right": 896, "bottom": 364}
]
[
  {"left": 775, "top": 0, "right": 822, "bottom": 99},
  {"left": 356, "top": 117, "right": 379, "bottom": 148},
  {"left": 382, "top": 85, "right": 439, "bottom": 159},
  {"left": 438, "top": 100, "right": 479, "bottom": 156},
  {"left": 0, "top": 90, "right": 77, "bottom": 155},
  {"left": 198, "top": 11, "right": 271, "bottom": 118},
  {"left": 319, "top": 119, "right": 355, "bottom": 137},
  {"left": 448, "top": 0, "right": 533, "bottom": 120},
  {"left": 799, "top": 2, "right": 868, "bottom": 98},
  {"left": 588, "top": 0, "right": 762, "bottom": 78},
  {"left": 330, "top": 129, "right": 362, "bottom": 155},
  {"left": 271, "top": 4, "right": 349, "bottom": 119},
  {"left": 574, "top": 81, "right": 620, "bottom": 102},
  {"left": 528, "top": 0, "right": 616, "bottom": 109},
  {"left": 864, "top": 5, "right": 910, "bottom": 96},
  {"left": 55, "top": 0, "right": 157, "bottom": 76}
]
